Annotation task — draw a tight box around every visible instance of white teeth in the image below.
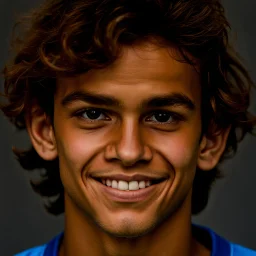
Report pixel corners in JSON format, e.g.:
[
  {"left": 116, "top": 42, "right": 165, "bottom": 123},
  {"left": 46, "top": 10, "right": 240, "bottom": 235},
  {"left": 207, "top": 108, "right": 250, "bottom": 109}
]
[
  {"left": 118, "top": 180, "right": 129, "bottom": 190},
  {"left": 139, "top": 181, "right": 146, "bottom": 189},
  {"left": 111, "top": 180, "right": 118, "bottom": 189},
  {"left": 102, "top": 179, "right": 153, "bottom": 190},
  {"left": 128, "top": 181, "right": 139, "bottom": 190},
  {"left": 106, "top": 179, "right": 112, "bottom": 187}
]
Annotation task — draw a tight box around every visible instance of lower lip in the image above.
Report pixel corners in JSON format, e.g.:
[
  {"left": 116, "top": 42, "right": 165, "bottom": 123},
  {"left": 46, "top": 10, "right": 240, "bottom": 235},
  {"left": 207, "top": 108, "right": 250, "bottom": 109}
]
[{"left": 97, "top": 181, "right": 162, "bottom": 202}]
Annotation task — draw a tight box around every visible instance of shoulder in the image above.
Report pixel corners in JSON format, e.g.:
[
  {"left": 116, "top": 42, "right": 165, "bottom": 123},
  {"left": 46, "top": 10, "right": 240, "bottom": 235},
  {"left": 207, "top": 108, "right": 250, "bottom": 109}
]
[
  {"left": 231, "top": 243, "right": 256, "bottom": 256},
  {"left": 14, "top": 232, "right": 63, "bottom": 256},
  {"left": 14, "top": 245, "right": 46, "bottom": 256},
  {"left": 193, "top": 224, "right": 256, "bottom": 256}
]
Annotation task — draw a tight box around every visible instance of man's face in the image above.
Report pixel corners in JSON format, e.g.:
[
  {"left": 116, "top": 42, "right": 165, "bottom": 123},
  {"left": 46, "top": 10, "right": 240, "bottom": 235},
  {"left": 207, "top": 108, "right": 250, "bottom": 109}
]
[{"left": 53, "top": 43, "right": 202, "bottom": 237}]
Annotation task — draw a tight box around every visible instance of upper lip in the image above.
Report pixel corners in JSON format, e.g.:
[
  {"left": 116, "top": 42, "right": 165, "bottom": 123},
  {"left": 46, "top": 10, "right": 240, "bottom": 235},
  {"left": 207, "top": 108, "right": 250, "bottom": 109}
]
[{"left": 91, "top": 174, "right": 168, "bottom": 182}]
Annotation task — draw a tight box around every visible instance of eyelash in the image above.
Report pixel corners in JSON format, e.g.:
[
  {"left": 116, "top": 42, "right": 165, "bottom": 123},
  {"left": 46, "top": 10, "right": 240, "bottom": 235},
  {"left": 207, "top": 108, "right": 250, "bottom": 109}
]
[
  {"left": 74, "top": 108, "right": 111, "bottom": 122},
  {"left": 73, "top": 108, "right": 185, "bottom": 124},
  {"left": 145, "top": 111, "right": 185, "bottom": 124}
]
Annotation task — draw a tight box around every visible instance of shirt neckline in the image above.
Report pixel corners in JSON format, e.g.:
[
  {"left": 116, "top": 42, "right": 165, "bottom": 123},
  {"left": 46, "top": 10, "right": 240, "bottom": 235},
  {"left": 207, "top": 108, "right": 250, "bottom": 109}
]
[{"left": 193, "top": 224, "right": 231, "bottom": 256}]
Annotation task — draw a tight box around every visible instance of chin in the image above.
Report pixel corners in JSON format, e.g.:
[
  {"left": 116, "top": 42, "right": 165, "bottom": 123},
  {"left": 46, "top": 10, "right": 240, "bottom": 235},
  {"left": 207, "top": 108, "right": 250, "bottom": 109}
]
[
  {"left": 100, "top": 224, "right": 155, "bottom": 239},
  {"left": 95, "top": 214, "right": 159, "bottom": 238}
]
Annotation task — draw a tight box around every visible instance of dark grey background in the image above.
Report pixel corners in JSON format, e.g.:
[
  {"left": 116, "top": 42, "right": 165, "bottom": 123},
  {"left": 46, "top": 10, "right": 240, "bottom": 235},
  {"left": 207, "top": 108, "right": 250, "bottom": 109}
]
[{"left": 0, "top": 0, "right": 255, "bottom": 255}]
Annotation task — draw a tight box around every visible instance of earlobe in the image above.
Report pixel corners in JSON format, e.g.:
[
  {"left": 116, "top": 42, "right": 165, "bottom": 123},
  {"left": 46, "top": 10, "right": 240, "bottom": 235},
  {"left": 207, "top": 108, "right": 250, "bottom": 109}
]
[
  {"left": 26, "top": 107, "right": 58, "bottom": 161},
  {"left": 197, "top": 127, "right": 231, "bottom": 171}
]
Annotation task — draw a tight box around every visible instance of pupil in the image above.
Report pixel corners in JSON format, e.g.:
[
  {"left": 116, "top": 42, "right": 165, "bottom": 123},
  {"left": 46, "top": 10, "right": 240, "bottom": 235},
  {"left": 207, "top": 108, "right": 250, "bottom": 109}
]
[
  {"left": 155, "top": 112, "right": 170, "bottom": 122},
  {"left": 87, "top": 110, "right": 101, "bottom": 119}
]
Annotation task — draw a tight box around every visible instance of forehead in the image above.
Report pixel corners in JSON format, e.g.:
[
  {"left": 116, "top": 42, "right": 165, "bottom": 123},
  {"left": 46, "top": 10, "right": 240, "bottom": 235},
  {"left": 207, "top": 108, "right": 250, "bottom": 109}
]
[{"left": 56, "top": 43, "right": 201, "bottom": 105}]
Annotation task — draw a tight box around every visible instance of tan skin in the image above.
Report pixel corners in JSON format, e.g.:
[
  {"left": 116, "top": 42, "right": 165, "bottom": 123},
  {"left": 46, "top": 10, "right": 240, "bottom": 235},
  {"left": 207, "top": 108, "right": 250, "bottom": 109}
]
[{"left": 26, "top": 42, "right": 230, "bottom": 256}]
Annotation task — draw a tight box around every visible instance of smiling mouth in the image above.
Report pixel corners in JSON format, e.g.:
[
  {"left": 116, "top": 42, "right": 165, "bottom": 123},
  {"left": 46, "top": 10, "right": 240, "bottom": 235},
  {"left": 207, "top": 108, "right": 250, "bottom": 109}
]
[{"left": 94, "top": 178, "right": 165, "bottom": 191}]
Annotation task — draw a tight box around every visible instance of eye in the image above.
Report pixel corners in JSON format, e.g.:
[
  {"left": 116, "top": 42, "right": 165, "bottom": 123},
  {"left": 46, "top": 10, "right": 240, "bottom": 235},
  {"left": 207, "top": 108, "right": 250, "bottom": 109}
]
[
  {"left": 77, "top": 108, "right": 109, "bottom": 121},
  {"left": 146, "top": 111, "right": 182, "bottom": 124}
]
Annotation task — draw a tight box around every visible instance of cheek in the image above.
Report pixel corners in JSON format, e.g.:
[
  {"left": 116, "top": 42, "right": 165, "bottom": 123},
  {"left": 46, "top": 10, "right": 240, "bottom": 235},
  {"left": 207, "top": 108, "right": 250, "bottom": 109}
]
[
  {"left": 152, "top": 128, "right": 201, "bottom": 170},
  {"left": 169, "top": 138, "right": 199, "bottom": 168},
  {"left": 54, "top": 125, "right": 108, "bottom": 174}
]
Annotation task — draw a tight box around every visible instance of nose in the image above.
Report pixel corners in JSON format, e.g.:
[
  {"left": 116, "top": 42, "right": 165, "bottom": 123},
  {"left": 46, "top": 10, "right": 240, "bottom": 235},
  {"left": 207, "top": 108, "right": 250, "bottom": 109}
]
[{"left": 105, "top": 119, "right": 152, "bottom": 166}]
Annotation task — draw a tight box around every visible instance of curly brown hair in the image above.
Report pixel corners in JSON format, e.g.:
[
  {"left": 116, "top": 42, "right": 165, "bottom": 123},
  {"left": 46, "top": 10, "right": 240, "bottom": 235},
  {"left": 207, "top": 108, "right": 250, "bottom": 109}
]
[{"left": 1, "top": 0, "right": 255, "bottom": 215}]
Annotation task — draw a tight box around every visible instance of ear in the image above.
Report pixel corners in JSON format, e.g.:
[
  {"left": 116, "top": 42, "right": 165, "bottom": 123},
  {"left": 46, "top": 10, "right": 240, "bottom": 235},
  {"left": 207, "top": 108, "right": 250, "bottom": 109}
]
[
  {"left": 26, "top": 106, "right": 58, "bottom": 161},
  {"left": 197, "top": 126, "right": 231, "bottom": 171}
]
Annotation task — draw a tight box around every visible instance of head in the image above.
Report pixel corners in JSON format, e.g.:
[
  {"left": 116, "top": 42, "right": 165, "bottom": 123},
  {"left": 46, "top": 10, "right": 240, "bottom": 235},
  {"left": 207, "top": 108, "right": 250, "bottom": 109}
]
[{"left": 1, "top": 0, "right": 255, "bottom": 237}]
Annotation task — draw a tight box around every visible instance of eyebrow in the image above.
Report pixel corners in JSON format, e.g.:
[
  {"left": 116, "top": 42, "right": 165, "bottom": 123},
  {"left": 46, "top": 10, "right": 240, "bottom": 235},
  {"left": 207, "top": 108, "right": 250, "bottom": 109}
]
[
  {"left": 143, "top": 93, "right": 195, "bottom": 110},
  {"left": 61, "top": 91, "right": 121, "bottom": 107},
  {"left": 61, "top": 91, "right": 195, "bottom": 111}
]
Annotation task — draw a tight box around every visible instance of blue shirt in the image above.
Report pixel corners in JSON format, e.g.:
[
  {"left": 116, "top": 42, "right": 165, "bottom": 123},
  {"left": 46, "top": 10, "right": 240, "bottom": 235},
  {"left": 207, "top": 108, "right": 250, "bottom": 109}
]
[{"left": 15, "top": 226, "right": 256, "bottom": 256}]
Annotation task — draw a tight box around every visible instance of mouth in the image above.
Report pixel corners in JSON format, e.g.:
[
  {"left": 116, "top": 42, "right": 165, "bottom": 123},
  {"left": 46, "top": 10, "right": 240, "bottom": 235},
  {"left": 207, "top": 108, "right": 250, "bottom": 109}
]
[
  {"left": 93, "top": 177, "right": 166, "bottom": 192},
  {"left": 93, "top": 176, "right": 166, "bottom": 202},
  {"left": 90, "top": 173, "right": 168, "bottom": 202}
]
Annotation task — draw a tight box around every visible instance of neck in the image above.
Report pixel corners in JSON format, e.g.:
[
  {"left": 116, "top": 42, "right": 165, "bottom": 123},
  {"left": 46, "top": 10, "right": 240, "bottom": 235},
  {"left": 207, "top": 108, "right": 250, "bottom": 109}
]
[{"left": 59, "top": 191, "right": 209, "bottom": 256}]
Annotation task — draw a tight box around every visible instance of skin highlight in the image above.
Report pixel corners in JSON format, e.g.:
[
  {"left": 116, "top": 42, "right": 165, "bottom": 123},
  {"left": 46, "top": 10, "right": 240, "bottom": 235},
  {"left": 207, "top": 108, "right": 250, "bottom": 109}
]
[{"left": 26, "top": 43, "right": 230, "bottom": 255}]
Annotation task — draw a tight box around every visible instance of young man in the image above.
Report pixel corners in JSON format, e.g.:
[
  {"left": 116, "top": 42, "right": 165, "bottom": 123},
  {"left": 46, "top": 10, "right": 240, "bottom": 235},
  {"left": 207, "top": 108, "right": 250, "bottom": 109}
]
[{"left": 1, "top": 0, "right": 256, "bottom": 255}]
